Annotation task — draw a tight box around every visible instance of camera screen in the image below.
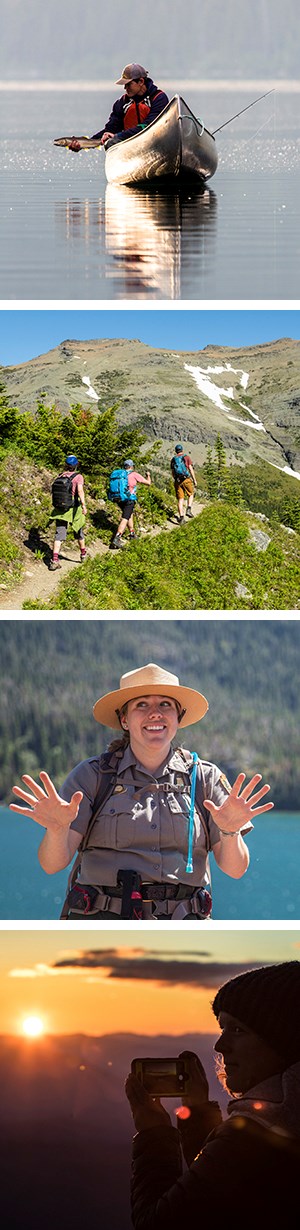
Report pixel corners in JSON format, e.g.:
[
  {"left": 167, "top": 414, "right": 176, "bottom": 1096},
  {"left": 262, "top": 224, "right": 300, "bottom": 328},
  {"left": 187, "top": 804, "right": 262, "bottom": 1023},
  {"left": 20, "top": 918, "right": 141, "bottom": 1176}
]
[{"left": 131, "top": 1057, "right": 188, "bottom": 1096}]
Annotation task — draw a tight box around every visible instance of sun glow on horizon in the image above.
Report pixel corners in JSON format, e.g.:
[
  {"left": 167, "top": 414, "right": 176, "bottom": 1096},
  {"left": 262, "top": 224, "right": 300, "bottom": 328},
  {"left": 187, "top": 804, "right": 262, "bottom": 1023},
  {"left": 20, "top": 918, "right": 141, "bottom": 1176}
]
[{"left": 22, "top": 1015, "right": 45, "bottom": 1039}]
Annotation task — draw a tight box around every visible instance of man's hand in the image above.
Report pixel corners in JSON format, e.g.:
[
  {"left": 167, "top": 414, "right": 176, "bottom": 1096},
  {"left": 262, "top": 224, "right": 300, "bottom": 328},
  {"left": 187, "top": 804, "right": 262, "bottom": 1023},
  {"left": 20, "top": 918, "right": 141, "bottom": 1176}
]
[
  {"left": 178, "top": 1051, "right": 209, "bottom": 1108},
  {"left": 100, "top": 131, "right": 115, "bottom": 145},
  {"left": 69, "top": 138, "right": 82, "bottom": 152},
  {"left": 10, "top": 772, "right": 83, "bottom": 833},
  {"left": 204, "top": 772, "right": 273, "bottom": 834},
  {"left": 125, "top": 1073, "right": 171, "bottom": 1132}
]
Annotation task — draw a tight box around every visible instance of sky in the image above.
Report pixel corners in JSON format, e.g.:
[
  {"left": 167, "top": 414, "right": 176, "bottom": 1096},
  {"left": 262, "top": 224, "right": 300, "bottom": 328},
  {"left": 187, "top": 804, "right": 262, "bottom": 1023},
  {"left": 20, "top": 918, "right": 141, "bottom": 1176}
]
[
  {"left": 1, "top": 928, "right": 299, "bottom": 1038},
  {"left": 1, "top": 309, "right": 299, "bottom": 367}
]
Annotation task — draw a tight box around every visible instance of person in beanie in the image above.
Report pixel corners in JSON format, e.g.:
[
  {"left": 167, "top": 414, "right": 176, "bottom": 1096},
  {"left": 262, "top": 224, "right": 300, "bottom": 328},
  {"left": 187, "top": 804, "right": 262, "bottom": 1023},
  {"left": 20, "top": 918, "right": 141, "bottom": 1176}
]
[
  {"left": 68, "top": 65, "right": 169, "bottom": 151},
  {"left": 126, "top": 961, "right": 300, "bottom": 1228},
  {"left": 10, "top": 663, "right": 272, "bottom": 920}
]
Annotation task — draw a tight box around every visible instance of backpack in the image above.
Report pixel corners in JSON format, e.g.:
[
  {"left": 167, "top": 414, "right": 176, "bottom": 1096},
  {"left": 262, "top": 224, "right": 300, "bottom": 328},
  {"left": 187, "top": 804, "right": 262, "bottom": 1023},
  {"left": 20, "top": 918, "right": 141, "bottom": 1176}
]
[
  {"left": 107, "top": 468, "right": 136, "bottom": 503},
  {"left": 52, "top": 473, "right": 74, "bottom": 512},
  {"left": 171, "top": 455, "right": 190, "bottom": 479}
]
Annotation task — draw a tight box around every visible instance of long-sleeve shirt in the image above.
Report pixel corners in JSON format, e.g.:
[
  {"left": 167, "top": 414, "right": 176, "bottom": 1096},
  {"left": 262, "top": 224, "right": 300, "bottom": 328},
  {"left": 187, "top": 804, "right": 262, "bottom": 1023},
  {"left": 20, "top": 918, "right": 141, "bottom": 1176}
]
[
  {"left": 92, "top": 78, "right": 169, "bottom": 142},
  {"left": 130, "top": 1100, "right": 300, "bottom": 1230}
]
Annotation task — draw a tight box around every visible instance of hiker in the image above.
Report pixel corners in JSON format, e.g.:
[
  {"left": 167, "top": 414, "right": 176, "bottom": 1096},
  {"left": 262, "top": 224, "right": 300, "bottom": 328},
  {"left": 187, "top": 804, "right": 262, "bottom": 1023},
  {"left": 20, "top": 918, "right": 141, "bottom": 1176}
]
[
  {"left": 126, "top": 961, "right": 300, "bottom": 1227},
  {"left": 69, "top": 65, "right": 169, "bottom": 151},
  {"left": 109, "top": 459, "right": 151, "bottom": 549},
  {"left": 49, "top": 454, "right": 87, "bottom": 571},
  {"left": 10, "top": 662, "right": 273, "bottom": 921},
  {"left": 171, "top": 444, "right": 196, "bottom": 524}
]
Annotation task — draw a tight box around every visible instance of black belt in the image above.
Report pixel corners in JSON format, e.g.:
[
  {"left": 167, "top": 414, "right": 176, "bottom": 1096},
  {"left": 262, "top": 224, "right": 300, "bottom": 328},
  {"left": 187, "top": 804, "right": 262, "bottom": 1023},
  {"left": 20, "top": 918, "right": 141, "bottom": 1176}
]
[{"left": 101, "top": 883, "right": 193, "bottom": 902}]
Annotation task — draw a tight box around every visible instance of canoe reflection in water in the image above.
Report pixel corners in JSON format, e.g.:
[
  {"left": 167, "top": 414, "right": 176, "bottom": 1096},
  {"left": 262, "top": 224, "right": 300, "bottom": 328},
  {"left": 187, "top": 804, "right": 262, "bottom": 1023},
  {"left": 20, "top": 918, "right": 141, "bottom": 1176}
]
[{"left": 57, "top": 184, "right": 217, "bottom": 299}]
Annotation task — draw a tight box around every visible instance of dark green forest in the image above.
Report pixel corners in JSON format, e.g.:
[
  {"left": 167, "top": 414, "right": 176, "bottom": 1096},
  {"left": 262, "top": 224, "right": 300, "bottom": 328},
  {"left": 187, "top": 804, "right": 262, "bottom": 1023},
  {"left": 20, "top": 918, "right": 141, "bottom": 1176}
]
[
  {"left": 1, "top": 620, "right": 299, "bottom": 808},
  {"left": 1, "top": 0, "right": 298, "bottom": 79}
]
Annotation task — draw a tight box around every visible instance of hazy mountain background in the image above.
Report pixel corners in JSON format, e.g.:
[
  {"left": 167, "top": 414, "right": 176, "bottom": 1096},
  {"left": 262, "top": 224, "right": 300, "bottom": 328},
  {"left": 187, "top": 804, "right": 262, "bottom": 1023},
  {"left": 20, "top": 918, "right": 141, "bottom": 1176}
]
[
  {"left": 0, "top": 1031, "right": 226, "bottom": 1229},
  {"left": 2, "top": 335, "right": 300, "bottom": 473},
  {"left": 0, "top": 0, "right": 298, "bottom": 80}
]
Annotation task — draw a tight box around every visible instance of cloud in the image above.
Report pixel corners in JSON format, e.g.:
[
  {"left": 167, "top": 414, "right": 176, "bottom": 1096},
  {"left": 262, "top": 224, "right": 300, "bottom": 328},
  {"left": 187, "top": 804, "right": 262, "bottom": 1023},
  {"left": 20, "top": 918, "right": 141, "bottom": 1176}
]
[
  {"left": 51, "top": 948, "right": 267, "bottom": 987},
  {"left": 9, "top": 968, "right": 39, "bottom": 979},
  {"left": 8, "top": 948, "right": 272, "bottom": 987}
]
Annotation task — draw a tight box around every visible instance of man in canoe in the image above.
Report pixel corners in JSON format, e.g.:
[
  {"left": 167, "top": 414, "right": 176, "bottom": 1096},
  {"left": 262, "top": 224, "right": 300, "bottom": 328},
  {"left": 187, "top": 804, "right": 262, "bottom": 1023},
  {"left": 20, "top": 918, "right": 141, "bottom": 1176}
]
[{"left": 69, "top": 64, "right": 169, "bottom": 151}]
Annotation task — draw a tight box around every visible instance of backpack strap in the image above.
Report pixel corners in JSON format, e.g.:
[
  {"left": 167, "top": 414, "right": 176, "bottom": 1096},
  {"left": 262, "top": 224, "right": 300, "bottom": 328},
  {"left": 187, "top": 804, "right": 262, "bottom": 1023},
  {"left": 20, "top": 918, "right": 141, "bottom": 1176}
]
[
  {"left": 79, "top": 749, "right": 122, "bottom": 852},
  {"left": 60, "top": 749, "right": 122, "bottom": 917}
]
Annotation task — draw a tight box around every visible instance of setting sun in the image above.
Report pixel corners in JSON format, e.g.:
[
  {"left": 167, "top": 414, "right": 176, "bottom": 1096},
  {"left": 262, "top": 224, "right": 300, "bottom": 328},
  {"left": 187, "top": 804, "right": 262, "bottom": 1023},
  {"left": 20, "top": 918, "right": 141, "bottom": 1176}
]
[{"left": 22, "top": 1015, "right": 45, "bottom": 1038}]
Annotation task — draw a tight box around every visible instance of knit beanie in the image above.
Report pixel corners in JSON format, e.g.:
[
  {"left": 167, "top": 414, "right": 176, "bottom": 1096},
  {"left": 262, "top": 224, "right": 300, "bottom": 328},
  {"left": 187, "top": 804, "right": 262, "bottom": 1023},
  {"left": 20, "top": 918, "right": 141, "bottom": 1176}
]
[{"left": 212, "top": 962, "right": 300, "bottom": 1068}]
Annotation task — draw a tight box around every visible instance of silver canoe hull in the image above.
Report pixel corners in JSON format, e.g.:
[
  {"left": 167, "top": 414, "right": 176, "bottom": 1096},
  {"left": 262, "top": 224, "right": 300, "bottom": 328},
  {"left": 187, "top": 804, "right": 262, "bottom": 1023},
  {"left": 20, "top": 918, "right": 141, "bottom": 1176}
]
[{"left": 105, "top": 95, "right": 218, "bottom": 187}]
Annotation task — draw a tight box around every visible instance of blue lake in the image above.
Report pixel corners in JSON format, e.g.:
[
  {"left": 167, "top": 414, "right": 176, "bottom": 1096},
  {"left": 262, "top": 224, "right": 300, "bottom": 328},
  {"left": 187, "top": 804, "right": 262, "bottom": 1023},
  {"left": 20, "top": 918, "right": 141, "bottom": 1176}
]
[
  {"left": 1, "top": 85, "right": 299, "bottom": 299},
  {"left": 1, "top": 807, "right": 299, "bottom": 921}
]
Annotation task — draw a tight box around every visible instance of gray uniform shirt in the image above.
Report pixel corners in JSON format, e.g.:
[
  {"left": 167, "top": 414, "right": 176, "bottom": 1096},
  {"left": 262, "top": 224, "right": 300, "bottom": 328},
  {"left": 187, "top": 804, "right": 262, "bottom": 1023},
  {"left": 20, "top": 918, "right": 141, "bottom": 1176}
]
[{"left": 61, "top": 743, "right": 238, "bottom": 889}]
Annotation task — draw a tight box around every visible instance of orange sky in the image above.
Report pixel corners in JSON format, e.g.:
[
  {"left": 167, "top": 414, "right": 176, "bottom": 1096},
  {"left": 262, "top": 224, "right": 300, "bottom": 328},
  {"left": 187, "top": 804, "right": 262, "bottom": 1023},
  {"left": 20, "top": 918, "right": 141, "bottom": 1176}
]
[{"left": 1, "top": 928, "right": 299, "bottom": 1038}]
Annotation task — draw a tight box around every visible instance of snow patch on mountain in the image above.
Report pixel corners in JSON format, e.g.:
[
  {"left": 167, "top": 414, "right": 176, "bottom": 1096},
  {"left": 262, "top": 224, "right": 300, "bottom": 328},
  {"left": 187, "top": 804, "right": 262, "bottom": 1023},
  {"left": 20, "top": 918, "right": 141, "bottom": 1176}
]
[
  {"left": 184, "top": 363, "right": 266, "bottom": 432},
  {"left": 82, "top": 375, "right": 99, "bottom": 401}
]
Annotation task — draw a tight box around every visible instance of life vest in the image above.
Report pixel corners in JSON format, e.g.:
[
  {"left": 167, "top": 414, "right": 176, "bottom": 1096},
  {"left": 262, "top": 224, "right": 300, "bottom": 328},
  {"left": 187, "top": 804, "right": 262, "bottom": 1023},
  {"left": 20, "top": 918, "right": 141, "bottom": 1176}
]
[{"left": 123, "top": 91, "right": 162, "bottom": 131}]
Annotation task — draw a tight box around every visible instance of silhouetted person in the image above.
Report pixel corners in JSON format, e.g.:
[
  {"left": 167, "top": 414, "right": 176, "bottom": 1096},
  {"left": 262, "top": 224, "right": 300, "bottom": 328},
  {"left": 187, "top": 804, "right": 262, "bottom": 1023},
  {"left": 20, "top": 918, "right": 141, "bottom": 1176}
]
[{"left": 126, "top": 961, "right": 300, "bottom": 1228}]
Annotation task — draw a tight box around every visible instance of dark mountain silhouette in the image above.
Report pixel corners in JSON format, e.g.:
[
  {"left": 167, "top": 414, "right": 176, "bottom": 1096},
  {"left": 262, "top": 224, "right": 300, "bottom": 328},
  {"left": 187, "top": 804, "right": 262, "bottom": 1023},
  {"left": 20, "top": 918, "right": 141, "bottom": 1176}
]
[{"left": 0, "top": 1031, "right": 225, "bottom": 1230}]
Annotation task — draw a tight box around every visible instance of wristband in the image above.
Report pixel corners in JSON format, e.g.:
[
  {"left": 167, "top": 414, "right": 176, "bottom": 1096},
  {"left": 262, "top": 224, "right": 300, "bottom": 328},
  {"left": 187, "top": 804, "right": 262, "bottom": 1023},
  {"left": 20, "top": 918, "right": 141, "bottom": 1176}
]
[{"left": 218, "top": 829, "right": 239, "bottom": 837}]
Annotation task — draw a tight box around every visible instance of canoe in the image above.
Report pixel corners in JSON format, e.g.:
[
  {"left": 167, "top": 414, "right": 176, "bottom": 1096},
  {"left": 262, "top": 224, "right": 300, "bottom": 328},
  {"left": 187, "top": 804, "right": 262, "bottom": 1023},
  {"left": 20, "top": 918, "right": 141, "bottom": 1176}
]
[{"left": 105, "top": 94, "right": 218, "bottom": 187}]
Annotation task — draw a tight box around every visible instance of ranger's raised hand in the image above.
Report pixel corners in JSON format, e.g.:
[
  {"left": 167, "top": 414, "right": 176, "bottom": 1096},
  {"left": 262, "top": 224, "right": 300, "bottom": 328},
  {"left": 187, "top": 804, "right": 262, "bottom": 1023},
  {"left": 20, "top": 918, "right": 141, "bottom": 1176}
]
[
  {"left": 10, "top": 772, "right": 83, "bottom": 832},
  {"left": 204, "top": 772, "right": 273, "bottom": 835}
]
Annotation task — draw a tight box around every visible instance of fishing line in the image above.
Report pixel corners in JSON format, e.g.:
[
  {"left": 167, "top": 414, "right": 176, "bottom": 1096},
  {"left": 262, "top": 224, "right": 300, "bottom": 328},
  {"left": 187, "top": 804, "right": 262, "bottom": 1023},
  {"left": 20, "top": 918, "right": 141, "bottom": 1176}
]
[{"left": 212, "top": 89, "right": 275, "bottom": 135}]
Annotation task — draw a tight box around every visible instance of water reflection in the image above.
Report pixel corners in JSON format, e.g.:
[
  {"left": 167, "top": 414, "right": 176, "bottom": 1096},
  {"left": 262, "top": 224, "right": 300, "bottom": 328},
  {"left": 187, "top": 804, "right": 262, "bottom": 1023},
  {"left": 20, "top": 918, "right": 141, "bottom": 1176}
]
[
  {"left": 56, "top": 183, "right": 217, "bottom": 299},
  {"left": 105, "top": 183, "right": 217, "bottom": 298},
  {"left": 64, "top": 197, "right": 104, "bottom": 241}
]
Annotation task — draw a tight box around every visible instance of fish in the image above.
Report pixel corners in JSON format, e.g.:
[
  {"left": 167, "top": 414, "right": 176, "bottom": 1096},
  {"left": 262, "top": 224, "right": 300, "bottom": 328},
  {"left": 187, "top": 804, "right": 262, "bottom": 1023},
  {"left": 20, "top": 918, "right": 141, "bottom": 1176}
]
[{"left": 54, "top": 135, "right": 102, "bottom": 149}]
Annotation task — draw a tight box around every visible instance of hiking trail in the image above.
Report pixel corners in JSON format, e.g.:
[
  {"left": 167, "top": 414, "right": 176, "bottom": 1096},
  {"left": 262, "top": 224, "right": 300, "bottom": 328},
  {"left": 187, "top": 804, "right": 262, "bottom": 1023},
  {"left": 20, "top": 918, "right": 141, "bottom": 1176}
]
[{"left": 0, "top": 501, "right": 205, "bottom": 610}]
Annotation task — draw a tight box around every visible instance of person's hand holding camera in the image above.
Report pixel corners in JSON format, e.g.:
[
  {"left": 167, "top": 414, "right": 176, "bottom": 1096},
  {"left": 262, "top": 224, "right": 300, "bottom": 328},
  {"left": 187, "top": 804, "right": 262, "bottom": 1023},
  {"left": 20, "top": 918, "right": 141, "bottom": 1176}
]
[
  {"left": 178, "top": 1051, "right": 209, "bottom": 1108},
  {"left": 125, "top": 1073, "right": 172, "bottom": 1132}
]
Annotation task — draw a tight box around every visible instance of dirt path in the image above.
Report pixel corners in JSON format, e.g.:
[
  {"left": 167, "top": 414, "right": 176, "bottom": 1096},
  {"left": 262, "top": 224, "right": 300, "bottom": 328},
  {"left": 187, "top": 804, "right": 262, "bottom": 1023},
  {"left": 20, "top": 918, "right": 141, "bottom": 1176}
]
[{"left": 0, "top": 502, "right": 205, "bottom": 611}]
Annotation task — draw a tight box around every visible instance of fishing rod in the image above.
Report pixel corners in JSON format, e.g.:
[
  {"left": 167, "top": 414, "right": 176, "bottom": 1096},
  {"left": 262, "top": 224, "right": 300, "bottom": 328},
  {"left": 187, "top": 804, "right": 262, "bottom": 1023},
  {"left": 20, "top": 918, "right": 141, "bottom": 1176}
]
[{"left": 212, "top": 89, "right": 275, "bottom": 136}]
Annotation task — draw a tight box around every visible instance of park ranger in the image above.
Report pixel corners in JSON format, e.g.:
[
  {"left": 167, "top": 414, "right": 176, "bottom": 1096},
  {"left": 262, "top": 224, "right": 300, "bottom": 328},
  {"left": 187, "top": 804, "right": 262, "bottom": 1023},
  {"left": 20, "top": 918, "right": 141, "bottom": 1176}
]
[{"left": 10, "top": 663, "right": 273, "bottom": 920}]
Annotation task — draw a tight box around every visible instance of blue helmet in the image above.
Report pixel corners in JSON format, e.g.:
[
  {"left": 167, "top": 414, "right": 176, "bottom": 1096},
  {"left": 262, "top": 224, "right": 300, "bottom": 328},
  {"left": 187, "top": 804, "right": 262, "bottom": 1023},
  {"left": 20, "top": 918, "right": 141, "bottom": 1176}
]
[
  {"left": 66, "top": 454, "right": 78, "bottom": 468},
  {"left": 175, "top": 444, "right": 183, "bottom": 454}
]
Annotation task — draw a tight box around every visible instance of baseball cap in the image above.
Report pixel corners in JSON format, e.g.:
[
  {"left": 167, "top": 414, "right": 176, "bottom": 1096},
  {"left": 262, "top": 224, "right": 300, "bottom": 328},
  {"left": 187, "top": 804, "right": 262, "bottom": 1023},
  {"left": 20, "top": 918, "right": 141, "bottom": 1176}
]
[{"left": 115, "top": 64, "right": 148, "bottom": 85}]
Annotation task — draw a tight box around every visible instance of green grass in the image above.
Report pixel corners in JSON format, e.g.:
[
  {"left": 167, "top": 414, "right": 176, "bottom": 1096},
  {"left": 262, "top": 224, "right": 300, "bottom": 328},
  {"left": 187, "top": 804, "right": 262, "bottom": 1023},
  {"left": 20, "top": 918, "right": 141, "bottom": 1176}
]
[{"left": 24, "top": 504, "right": 300, "bottom": 611}]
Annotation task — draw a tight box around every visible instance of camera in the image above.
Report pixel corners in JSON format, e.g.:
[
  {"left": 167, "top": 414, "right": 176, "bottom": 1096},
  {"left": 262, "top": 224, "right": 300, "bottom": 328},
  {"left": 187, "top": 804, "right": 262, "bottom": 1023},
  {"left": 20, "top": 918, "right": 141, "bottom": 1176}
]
[{"left": 131, "top": 1056, "right": 191, "bottom": 1097}]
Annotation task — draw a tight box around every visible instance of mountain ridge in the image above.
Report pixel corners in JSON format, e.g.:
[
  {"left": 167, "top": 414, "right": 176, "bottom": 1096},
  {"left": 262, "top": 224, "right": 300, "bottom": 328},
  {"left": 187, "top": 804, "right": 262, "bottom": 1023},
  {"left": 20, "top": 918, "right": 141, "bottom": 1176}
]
[{"left": 2, "top": 335, "right": 300, "bottom": 475}]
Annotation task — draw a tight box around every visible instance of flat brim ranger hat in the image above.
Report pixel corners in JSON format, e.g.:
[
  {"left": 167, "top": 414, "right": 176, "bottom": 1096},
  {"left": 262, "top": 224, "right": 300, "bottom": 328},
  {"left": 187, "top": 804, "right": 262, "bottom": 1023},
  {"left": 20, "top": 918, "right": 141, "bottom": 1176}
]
[{"left": 93, "top": 663, "right": 208, "bottom": 729}]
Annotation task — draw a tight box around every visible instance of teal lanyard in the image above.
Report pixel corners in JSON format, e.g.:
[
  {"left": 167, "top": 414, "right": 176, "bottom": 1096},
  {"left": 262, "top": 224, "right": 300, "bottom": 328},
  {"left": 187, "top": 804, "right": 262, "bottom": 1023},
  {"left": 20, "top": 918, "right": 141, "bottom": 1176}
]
[{"left": 185, "top": 752, "right": 198, "bottom": 873}]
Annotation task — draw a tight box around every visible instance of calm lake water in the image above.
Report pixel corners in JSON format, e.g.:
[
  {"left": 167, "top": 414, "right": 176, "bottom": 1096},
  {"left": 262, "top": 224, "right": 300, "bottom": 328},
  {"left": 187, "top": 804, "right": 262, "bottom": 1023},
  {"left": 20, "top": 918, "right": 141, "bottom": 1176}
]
[
  {"left": 1, "top": 807, "right": 299, "bottom": 920},
  {"left": 1, "top": 86, "right": 299, "bottom": 300}
]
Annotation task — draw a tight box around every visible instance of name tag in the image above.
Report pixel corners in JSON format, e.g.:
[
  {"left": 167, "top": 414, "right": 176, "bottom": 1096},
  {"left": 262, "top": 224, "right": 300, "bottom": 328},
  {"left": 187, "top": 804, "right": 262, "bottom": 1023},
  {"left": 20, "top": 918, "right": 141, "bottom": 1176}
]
[{"left": 167, "top": 792, "right": 183, "bottom": 814}]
